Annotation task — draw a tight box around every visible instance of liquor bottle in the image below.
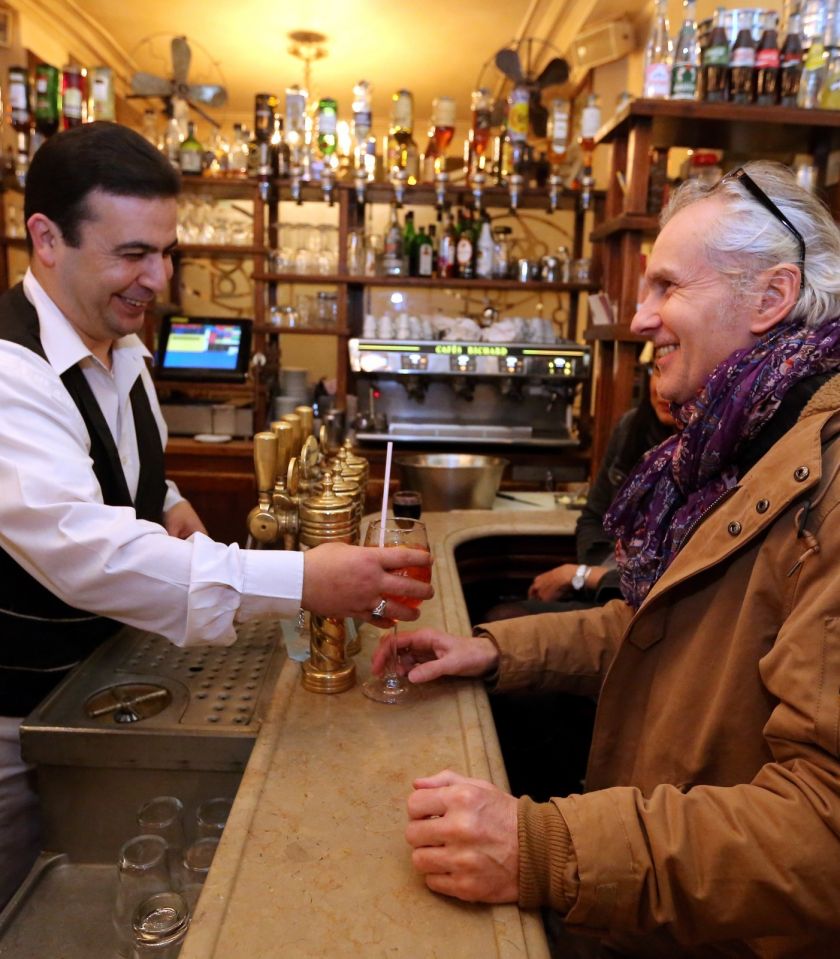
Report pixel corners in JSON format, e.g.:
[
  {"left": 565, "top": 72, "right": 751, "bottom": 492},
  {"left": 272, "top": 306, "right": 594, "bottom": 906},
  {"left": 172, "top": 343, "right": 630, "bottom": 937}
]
[
  {"left": 179, "top": 122, "right": 204, "bottom": 175},
  {"left": 317, "top": 97, "right": 338, "bottom": 161},
  {"left": 506, "top": 84, "right": 530, "bottom": 174},
  {"left": 163, "top": 106, "right": 182, "bottom": 169},
  {"left": 228, "top": 122, "right": 249, "bottom": 176},
  {"left": 141, "top": 108, "right": 160, "bottom": 149},
  {"left": 254, "top": 93, "right": 276, "bottom": 144},
  {"left": 416, "top": 227, "right": 434, "bottom": 277},
  {"left": 352, "top": 79, "right": 373, "bottom": 169},
  {"left": 643, "top": 0, "right": 673, "bottom": 98},
  {"left": 388, "top": 89, "right": 419, "bottom": 182},
  {"left": 403, "top": 211, "right": 418, "bottom": 274},
  {"left": 437, "top": 212, "right": 456, "bottom": 278},
  {"left": 285, "top": 85, "right": 307, "bottom": 161},
  {"left": 272, "top": 116, "right": 291, "bottom": 178},
  {"left": 455, "top": 213, "right": 475, "bottom": 279},
  {"left": 546, "top": 99, "right": 570, "bottom": 165},
  {"left": 671, "top": 0, "right": 700, "bottom": 100},
  {"left": 34, "top": 64, "right": 60, "bottom": 138},
  {"left": 779, "top": 10, "right": 804, "bottom": 107},
  {"left": 475, "top": 213, "right": 495, "bottom": 279},
  {"left": 728, "top": 10, "right": 758, "bottom": 104},
  {"left": 422, "top": 95, "right": 456, "bottom": 181},
  {"left": 383, "top": 203, "right": 404, "bottom": 276},
  {"left": 755, "top": 13, "right": 781, "bottom": 105},
  {"left": 820, "top": 43, "right": 840, "bottom": 108},
  {"left": 469, "top": 87, "right": 493, "bottom": 178},
  {"left": 8, "top": 67, "right": 31, "bottom": 133},
  {"left": 61, "top": 65, "right": 86, "bottom": 128},
  {"left": 702, "top": 7, "right": 730, "bottom": 102},
  {"left": 90, "top": 66, "right": 115, "bottom": 121}
]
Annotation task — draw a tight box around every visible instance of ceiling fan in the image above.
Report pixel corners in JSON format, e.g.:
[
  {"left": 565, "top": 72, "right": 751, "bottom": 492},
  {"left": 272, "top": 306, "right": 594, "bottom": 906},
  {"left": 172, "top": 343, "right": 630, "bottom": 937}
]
[
  {"left": 489, "top": 37, "right": 569, "bottom": 138},
  {"left": 130, "top": 35, "right": 228, "bottom": 126}
]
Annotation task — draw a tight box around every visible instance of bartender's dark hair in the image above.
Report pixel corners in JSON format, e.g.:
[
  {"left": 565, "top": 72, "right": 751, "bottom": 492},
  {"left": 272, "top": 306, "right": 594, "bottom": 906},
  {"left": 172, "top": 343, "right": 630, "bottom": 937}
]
[{"left": 24, "top": 121, "right": 181, "bottom": 251}]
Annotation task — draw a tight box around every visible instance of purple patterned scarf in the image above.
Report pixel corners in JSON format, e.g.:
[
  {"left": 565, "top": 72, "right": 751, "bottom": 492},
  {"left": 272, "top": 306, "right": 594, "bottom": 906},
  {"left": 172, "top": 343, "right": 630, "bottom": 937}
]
[{"left": 604, "top": 317, "right": 840, "bottom": 609}]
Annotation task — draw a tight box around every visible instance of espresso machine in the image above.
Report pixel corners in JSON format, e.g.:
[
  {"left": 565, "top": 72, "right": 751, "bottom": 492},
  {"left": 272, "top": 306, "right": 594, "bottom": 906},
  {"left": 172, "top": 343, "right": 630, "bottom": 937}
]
[{"left": 348, "top": 338, "right": 590, "bottom": 446}]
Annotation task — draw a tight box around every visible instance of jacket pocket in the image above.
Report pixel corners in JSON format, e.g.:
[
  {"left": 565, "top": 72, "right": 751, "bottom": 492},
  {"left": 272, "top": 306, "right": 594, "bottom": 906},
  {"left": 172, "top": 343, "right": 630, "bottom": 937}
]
[{"left": 815, "top": 617, "right": 840, "bottom": 756}]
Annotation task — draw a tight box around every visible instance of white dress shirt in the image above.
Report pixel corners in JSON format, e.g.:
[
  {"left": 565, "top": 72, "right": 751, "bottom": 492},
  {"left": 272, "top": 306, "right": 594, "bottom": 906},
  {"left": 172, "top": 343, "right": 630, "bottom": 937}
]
[{"left": 0, "top": 270, "right": 303, "bottom": 646}]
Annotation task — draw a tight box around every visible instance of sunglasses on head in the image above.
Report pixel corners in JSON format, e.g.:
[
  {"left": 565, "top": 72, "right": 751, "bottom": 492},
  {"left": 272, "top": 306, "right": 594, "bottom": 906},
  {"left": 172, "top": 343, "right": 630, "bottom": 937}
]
[{"left": 721, "top": 167, "right": 806, "bottom": 286}]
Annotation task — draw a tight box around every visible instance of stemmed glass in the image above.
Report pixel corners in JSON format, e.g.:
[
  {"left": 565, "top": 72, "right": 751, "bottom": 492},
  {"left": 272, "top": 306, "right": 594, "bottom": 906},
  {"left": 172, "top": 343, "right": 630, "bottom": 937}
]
[{"left": 362, "top": 518, "right": 430, "bottom": 705}]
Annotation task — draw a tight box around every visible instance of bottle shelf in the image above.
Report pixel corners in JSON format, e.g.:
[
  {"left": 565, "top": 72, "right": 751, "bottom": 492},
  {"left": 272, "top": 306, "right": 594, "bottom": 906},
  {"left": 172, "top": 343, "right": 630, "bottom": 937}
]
[
  {"left": 253, "top": 271, "right": 599, "bottom": 292},
  {"left": 174, "top": 244, "right": 265, "bottom": 257},
  {"left": 590, "top": 215, "right": 659, "bottom": 241},
  {"left": 0, "top": 236, "right": 27, "bottom": 247},
  {"left": 253, "top": 324, "right": 349, "bottom": 337}
]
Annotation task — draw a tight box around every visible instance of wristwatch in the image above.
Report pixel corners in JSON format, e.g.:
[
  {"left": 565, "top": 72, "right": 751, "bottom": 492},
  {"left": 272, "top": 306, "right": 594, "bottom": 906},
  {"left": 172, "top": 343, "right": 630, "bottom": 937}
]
[{"left": 571, "top": 564, "right": 591, "bottom": 591}]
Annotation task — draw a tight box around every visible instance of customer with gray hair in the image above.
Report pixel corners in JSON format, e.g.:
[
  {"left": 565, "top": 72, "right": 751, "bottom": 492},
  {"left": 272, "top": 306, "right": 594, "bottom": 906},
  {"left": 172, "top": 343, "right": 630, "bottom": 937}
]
[{"left": 374, "top": 160, "right": 840, "bottom": 956}]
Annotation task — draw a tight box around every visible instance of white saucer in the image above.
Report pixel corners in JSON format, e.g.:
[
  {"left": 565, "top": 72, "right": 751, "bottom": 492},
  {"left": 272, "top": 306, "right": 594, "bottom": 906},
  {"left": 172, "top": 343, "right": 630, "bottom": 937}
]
[{"left": 193, "top": 433, "right": 232, "bottom": 444}]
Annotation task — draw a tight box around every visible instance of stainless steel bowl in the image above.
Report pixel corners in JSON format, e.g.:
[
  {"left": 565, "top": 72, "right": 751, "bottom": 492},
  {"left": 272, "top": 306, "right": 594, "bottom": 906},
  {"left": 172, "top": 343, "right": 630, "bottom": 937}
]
[{"left": 397, "top": 454, "right": 509, "bottom": 511}]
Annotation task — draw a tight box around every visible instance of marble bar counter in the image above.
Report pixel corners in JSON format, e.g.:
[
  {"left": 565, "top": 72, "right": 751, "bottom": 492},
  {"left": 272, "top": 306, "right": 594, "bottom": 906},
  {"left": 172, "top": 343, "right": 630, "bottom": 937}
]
[{"left": 181, "top": 504, "right": 578, "bottom": 959}]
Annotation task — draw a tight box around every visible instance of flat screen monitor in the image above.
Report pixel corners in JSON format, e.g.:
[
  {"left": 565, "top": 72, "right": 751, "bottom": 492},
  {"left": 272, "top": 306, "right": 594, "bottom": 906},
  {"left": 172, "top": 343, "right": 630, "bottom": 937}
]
[{"left": 155, "top": 316, "right": 252, "bottom": 383}]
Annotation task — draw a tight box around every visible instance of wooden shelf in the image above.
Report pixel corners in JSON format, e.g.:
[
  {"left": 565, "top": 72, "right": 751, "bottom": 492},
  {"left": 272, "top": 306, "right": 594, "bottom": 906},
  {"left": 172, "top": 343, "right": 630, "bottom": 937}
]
[
  {"left": 590, "top": 215, "right": 659, "bottom": 242},
  {"left": 253, "top": 324, "right": 349, "bottom": 336},
  {"left": 253, "top": 271, "right": 598, "bottom": 292},
  {"left": 595, "top": 98, "right": 840, "bottom": 154},
  {"left": 175, "top": 244, "right": 265, "bottom": 257},
  {"left": 178, "top": 176, "right": 263, "bottom": 199},
  {"left": 0, "top": 236, "right": 27, "bottom": 247}
]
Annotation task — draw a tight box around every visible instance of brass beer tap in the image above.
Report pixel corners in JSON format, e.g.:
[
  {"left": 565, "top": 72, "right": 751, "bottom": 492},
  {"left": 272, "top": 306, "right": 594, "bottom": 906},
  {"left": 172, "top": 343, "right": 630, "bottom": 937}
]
[{"left": 247, "top": 431, "right": 281, "bottom": 545}]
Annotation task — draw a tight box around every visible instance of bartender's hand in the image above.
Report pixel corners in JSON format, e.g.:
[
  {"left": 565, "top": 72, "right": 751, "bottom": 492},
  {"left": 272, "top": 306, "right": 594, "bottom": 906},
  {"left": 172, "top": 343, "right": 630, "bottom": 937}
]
[
  {"left": 406, "top": 769, "right": 519, "bottom": 903},
  {"left": 302, "top": 541, "right": 433, "bottom": 622},
  {"left": 164, "top": 499, "right": 207, "bottom": 539},
  {"left": 528, "top": 563, "right": 607, "bottom": 601},
  {"left": 372, "top": 627, "right": 498, "bottom": 683}
]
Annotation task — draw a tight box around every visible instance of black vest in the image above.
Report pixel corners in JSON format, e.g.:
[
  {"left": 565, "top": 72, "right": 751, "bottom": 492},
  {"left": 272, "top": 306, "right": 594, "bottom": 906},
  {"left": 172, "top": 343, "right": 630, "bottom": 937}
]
[{"left": 0, "top": 283, "right": 167, "bottom": 714}]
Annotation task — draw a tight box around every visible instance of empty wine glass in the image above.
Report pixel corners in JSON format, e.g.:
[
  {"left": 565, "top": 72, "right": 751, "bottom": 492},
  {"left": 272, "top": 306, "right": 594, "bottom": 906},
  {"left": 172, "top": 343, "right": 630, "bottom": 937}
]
[{"left": 362, "top": 518, "right": 430, "bottom": 705}]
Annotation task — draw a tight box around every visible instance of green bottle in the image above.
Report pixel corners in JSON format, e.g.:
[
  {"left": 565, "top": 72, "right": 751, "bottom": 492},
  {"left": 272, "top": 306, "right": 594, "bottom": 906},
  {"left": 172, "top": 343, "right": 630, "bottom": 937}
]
[
  {"left": 403, "top": 210, "right": 418, "bottom": 275},
  {"left": 179, "top": 121, "right": 204, "bottom": 175}
]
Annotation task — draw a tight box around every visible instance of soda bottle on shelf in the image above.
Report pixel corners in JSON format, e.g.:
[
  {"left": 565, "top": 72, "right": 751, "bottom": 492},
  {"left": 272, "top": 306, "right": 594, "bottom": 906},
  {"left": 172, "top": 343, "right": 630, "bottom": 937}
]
[
  {"left": 819, "top": 1, "right": 840, "bottom": 108},
  {"left": 285, "top": 85, "right": 307, "bottom": 162},
  {"left": 455, "top": 212, "right": 475, "bottom": 279},
  {"left": 61, "top": 65, "right": 86, "bottom": 128},
  {"left": 422, "top": 95, "right": 455, "bottom": 181},
  {"left": 702, "top": 7, "right": 730, "bottom": 102},
  {"left": 728, "top": 10, "right": 758, "bottom": 104},
  {"left": 798, "top": 0, "right": 827, "bottom": 108},
  {"left": 643, "top": 0, "right": 673, "bottom": 98},
  {"left": 779, "top": 9, "right": 804, "bottom": 107},
  {"left": 475, "top": 213, "right": 495, "bottom": 279},
  {"left": 468, "top": 88, "right": 493, "bottom": 179},
  {"left": 671, "top": 0, "right": 700, "bottom": 100},
  {"left": 416, "top": 227, "right": 434, "bottom": 277},
  {"left": 34, "top": 64, "right": 60, "bottom": 137},
  {"left": 228, "top": 122, "right": 249, "bottom": 177},
  {"left": 755, "top": 13, "right": 781, "bottom": 105}
]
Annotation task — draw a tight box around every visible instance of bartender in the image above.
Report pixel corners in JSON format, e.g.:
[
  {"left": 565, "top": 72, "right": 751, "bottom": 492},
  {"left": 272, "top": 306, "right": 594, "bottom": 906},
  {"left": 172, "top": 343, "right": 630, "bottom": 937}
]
[{"left": 0, "top": 121, "right": 432, "bottom": 906}]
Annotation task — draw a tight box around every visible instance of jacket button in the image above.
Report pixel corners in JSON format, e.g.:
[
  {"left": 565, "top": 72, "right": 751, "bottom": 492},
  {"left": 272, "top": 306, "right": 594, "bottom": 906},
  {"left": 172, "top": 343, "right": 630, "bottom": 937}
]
[
  {"left": 794, "top": 466, "right": 810, "bottom": 481},
  {"left": 756, "top": 499, "right": 770, "bottom": 513},
  {"left": 728, "top": 521, "right": 742, "bottom": 536}
]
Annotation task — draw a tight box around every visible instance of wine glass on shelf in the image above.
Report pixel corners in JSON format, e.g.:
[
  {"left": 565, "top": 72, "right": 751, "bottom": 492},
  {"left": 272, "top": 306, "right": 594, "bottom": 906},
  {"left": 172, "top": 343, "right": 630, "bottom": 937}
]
[
  {"left": 392, "top": 489, "right": 422, "bottom": 520},
  {"left": 362, "top": 517, "right": 430, "bottom": 704}
]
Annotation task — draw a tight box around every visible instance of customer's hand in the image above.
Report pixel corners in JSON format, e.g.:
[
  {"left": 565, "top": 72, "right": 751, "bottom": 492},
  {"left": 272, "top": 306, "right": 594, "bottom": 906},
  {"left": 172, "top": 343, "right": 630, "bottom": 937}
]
[
  {"left": 406, "top": 769, "right": 519, "bottom": 903},
  {"left": 528, "top": 563, "right": 607, "bottom": 601},
  {"left": 302, "top": 542, "right": 433, "bottom": 623},
  {"left": 371, "top": 627, "right": 498, "bottom": 682}
]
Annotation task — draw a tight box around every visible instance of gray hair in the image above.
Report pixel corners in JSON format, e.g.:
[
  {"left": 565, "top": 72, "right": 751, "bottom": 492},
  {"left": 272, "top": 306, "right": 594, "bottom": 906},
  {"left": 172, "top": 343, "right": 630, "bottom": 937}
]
[{"left": 661, "top": 160, "right": 840, "bottom": 328}]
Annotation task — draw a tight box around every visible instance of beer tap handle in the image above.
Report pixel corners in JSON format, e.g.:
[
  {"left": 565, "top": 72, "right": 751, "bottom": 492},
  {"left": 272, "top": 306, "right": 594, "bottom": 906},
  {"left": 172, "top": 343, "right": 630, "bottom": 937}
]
[
  {"left": 281, "top": 412, "right": 303, "bottom": 459},
  {"left": 253, "top": 431, "right": 278, "bottom": 496},
  {"left": 270, "top": 421, "right": 295, "bottom": 489}
]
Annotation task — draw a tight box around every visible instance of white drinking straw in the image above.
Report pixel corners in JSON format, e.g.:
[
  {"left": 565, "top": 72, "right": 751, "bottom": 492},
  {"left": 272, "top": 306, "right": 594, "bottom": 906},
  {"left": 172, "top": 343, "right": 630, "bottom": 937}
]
[{"left": 378, "top": 441, "right": 393, "bottom": 546}]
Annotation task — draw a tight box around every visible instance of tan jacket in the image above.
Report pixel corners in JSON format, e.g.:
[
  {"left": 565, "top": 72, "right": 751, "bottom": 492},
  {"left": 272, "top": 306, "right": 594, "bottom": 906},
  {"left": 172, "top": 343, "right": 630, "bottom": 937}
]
[{"left": 487, "top": 375, "right": 840, "bottom": 957}]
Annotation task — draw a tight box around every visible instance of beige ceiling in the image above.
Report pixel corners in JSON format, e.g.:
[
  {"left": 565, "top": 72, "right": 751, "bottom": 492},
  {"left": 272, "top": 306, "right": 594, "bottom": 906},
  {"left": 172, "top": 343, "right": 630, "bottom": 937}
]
[{"left": 11, "top": 0, "right": 640, "bottom": 129}]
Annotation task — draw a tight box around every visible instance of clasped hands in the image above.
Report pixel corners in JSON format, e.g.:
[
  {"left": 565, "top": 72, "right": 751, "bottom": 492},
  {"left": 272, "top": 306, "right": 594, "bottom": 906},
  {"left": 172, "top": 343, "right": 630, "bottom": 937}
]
[{"left": 371, "top": 627, "right": 520, "bottom": 904}]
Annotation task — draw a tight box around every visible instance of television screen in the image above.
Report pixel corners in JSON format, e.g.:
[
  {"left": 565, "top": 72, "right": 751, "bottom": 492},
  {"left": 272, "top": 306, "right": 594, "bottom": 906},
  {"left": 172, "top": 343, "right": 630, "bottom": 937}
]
[{"left": 156, "top": 316, "right": 252, "bottom": 382}]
